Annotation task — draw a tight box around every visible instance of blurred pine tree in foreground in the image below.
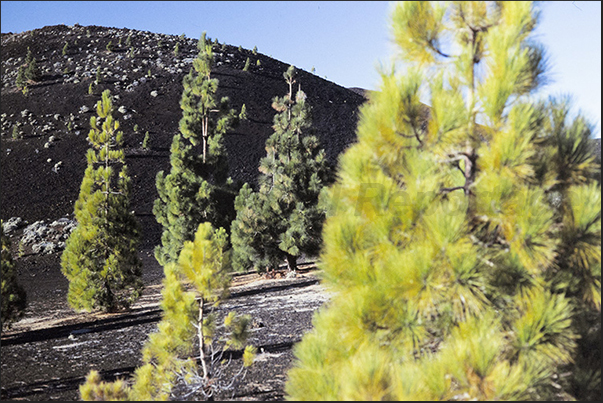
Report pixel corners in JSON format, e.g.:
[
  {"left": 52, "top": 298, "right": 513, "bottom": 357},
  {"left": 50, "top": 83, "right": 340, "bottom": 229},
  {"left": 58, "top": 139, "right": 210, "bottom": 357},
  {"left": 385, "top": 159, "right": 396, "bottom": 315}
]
[{"left": 286, "top": 2, "right": 600, "bottom": 400}]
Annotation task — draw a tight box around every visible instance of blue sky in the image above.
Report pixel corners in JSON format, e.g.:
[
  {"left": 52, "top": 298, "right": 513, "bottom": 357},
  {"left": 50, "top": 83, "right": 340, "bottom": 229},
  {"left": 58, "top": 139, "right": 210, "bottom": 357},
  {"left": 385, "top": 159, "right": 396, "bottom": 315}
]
[{"left": 1, "top": 1, "right": 600, "bottom": 137}]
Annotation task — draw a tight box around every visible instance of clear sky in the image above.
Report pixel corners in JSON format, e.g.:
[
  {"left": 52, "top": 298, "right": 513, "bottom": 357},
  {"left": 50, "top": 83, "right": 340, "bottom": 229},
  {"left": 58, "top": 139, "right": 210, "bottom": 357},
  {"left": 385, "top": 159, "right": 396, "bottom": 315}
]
[{"left": 1, "top": 1, "right": 600, "bottom": 137}]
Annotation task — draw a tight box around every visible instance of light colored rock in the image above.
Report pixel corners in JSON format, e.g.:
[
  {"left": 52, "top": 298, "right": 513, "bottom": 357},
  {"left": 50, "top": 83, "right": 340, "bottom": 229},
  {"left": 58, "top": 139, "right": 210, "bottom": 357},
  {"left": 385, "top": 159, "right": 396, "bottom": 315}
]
[{"left": 2, "top": 217, "right": 24, "bottom": 235}]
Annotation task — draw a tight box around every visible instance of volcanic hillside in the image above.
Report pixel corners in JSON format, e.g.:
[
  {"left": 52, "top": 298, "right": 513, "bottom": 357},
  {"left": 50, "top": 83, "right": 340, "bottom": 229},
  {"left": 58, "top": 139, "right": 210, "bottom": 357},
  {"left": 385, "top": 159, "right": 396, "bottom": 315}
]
[{"left": 1, "top": 24, "right": 367, "bottom": 247}]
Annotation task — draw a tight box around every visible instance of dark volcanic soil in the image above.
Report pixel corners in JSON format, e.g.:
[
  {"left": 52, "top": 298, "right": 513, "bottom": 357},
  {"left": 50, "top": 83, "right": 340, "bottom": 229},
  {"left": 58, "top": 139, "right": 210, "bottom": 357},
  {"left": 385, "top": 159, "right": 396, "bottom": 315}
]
[
  {"left": 1, "top": 250, "right": 330, "bottom": 401},
  {"left": 0, "top": 24, "right": 352, "bottom": 401}
]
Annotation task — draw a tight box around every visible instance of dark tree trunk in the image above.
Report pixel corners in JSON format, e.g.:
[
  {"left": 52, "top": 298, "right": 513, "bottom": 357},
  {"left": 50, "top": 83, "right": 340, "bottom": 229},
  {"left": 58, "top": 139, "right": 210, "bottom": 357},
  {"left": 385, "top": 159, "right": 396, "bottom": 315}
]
[{"left": 285, "top": 253, "right": 298, "bottom": 272}]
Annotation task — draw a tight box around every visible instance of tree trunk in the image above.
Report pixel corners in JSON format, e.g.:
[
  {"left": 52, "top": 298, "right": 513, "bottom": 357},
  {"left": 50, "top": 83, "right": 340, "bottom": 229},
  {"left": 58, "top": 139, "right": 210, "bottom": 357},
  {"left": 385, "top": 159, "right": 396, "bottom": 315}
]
[
  {"left": 198, "top": 298, "right": 209, "bottom": 381},
  {"left": 285, "top": 253, "right": 298, "bottom": 272}
]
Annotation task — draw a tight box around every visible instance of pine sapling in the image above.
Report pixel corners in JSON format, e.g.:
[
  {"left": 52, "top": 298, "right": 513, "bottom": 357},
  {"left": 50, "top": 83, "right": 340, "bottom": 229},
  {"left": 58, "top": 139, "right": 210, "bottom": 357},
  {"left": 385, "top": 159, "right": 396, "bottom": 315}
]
[{"left": 80, "top": 223, "right": 256, "bottom": 401}]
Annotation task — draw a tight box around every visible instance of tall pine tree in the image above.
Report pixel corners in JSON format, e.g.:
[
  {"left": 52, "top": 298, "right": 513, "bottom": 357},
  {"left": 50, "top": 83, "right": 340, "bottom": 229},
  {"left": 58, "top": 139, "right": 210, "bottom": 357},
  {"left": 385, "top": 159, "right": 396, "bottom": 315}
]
[
  {"left": 154, "top": 32, "right": 241, "bottom": 267},
  {"left": 286, "top": 2, "right": 600, "bottom": 400},
  {"left": 231, "top": 66, "right": 330, "bottom": 273},
  {"left": 61, "top": 89, "right": 142, "bottom": 313},
  {"left": 1, "top": 222, "right": 26, "bottom": 330}
]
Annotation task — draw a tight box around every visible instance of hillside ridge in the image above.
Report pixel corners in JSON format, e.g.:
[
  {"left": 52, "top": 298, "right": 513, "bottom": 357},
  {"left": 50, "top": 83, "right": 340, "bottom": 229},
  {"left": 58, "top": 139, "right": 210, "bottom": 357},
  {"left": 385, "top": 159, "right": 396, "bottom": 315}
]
[{"left": 1, "top": 23, "right": 367, "bottom": 247}]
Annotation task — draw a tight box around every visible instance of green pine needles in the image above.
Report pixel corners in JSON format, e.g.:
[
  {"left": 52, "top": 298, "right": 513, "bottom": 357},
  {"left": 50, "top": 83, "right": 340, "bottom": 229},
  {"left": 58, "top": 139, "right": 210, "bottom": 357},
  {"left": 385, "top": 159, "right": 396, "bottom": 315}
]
[
  {"left": 153, "top": 32, "right": 242, "bottom": 267},
  {"left": 1, "top": 223, "right": 27, "bottom": 330},
  {"left": 80, "top": 222, "right": 255, "bottom": 401},
  {"left": 286, "top": 2, "right": 600, "bottom": 401},
  {"left": 22, "top": 47, "right": 41, "bottom": 83},
  {"left": 231, "top": 66, "right": 331, "bottom": 273},
  {"left": 61, "top": 89, "right": 143, "bottom": 313}
]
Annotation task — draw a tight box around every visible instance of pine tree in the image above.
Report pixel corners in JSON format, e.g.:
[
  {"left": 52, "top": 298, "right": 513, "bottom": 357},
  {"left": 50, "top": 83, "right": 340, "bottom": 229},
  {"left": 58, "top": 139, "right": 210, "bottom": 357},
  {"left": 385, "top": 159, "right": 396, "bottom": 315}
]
[
  {"left": 153, "top": 32, "right": 242, "bottom": 267},
  {"left": 1, "top": 222, "right": 26, "bottom": 330},
  {"left": 61, "top": 89, "right": 143, "bottom": 313},
  {"left": 286, "top": 2, "right": 600, "bottom": 400},
  {"left": 24, "top": 46, "right": 33, "bottom": 65},
  {"left": 231, "top": 66, "right": 331, "bottom": 273},
  {"left": 15, "top": 66, "right": 26, "bottom": 89},
  {"left": 24, "top": 54, "right": 41, "bottom": 82},
  {"left": 80, "top": 222, "right": 256, "bottom": 401}
]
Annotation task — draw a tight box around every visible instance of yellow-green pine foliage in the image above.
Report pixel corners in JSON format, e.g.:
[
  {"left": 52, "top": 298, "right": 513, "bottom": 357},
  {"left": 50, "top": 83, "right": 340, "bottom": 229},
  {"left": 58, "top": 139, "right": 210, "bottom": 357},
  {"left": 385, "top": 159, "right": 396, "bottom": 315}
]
[
  {"left": 15, "top": 65, "right": 26, "bottom": 89},
  {"left": 61, "top": 89, "right": 143, "bottom": 313},
  {"left": 231, "top": 66, "right": 331, "bottom": 273},
  {"left": 286, "top": 2, "right": 600, "bottom": 401},
  {"left": 153, "top": 32, "right": 242, "bottom": 267},
  {"left": 81, "top": 222, "right": 255, "bottom": 401},
  {"left": 80, "top": 370, "right": 129, "bottom": 401},
  {"left": 1, "top": 223, "right": 26, "bottom": 329}
]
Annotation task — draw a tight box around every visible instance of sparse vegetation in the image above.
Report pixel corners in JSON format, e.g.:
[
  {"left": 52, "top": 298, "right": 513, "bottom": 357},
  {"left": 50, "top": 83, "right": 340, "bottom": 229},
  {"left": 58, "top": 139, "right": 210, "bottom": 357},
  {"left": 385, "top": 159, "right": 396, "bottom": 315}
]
[
  {"left": 1, "top": 18, "right": 598, "bottom": 402},
  {"left": 11, "top": 125, "right": 20, "bottom": 139},
  {"left": 142, "top": 130, "right": 150, "bottom": 149}
]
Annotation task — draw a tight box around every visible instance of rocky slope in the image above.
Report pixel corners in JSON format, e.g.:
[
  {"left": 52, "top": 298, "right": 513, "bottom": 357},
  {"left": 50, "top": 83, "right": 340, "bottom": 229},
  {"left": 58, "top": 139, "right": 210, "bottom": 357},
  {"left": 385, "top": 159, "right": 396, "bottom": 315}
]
[{"left": 1, "top": 23, "right": 367, "bottom": 249}]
